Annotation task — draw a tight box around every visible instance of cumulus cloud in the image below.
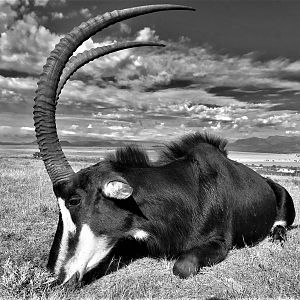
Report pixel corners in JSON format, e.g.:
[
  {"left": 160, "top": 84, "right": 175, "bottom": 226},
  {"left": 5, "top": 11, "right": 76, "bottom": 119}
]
[
  {"left": 62, "top": 26, "right": 300, "bottom": 97},
  {"left": 60, "top": 130, "right": 76, "bottom": 135},
  {"left": 0, "top": 12, "right": 60, "bottom": 74},
  {"left": 0, "top": 3, "right": 17, "bottom": 32},
  {"left": 74, "top": 31, "right": 300, "bottom": 94},
  {"left": 0, "top": 120, "right": 35, "bottom": 142},
  {"left": 57, "top": 76, "right": 298, "bottom": 140},
  {"left": 80, "top": 8, "right": 92, "bottom": 19},
  {"left": 0, "top": 125, "right": 12, "bottom": 130},
  {"left": 2, "top": 0, "right": 300, "bottom": 98},
  {"left": 59, "top": 27, "right": 161, "bottom": 87},
  {"left": 20, "top": 126, "right": 34, "bottom": 131},
  {"left": 1, "top": 0, "right": 52, "bottom": 26},
  {"left": 51, "top": 11, "right": 63, "bottom": 19},
  {"left": 85, "top": 93, "right": 300, "bottom": 141},
  {"left": 0, "top": 75, "right": 36, "bottom": 90},
  {"left": 1, "top": 7, "right": 300, "bottom": 143},
  {"left": 119, "top": 22, "right": 131, "bottom": 34},
  {"left": 254, "top": 113, "right": 298, "bottom": 128},
  {"left": 135, "top": 27, "right": 158, "bottom": 42},
  {"left": 64, "top": 7, "right": 92, "bottom": 20},
  {"left": 121, "top": 46, "right": 300, "bottom": 92},
  {"left": 286, "top": 130, "right": 300, "bottom": 135},
  {"left": 35, "top": 0, "right": 51, "bottom": 6}
]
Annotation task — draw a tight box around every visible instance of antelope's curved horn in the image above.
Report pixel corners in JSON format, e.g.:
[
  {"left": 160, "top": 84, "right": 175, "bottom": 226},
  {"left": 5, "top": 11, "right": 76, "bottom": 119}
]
[
  {"left": 56, "top": 41, "right": 165, "bottom": 101},
  {"left": 33, "top": 4, "right": 195, "bottom": 186}
]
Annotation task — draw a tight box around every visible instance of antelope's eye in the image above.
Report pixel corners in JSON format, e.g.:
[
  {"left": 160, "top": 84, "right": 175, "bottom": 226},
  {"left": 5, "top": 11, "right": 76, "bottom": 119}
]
[{"left": 69, "top": 196, "right": 81, "bottom": 206}]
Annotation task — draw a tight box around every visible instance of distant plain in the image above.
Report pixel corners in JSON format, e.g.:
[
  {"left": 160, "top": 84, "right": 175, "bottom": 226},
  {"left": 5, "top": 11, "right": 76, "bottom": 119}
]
[{"left": 1, "top": 145, "right": 300, "bottom": 167}]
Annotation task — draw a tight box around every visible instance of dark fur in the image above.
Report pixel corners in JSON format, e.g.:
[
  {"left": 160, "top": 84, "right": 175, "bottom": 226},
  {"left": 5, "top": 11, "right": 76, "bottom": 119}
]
[
  {"left": 108, "top": 145, "right": 151, "bottom": 169},
  {"left": 160, "top": 132, "right": 228, "bottom": 162},
  {"left": 50, "top": 132, "right": 296, "bottom": 280}
]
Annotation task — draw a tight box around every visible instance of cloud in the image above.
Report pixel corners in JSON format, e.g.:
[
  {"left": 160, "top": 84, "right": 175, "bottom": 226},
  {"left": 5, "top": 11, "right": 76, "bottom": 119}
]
[
  {"left": 0, "top": 0, "right": 65, "bottom": 34},
  {"left": 132, "top": 46, "right": 300, "bottom": 92},
  {"left": 254, "top": 113, "right": 298, "bottom": 128},
  {"left": 0, "top": 76, "right": 36, "bottom": 91},
  {"left": 1, "top": 10, "right": 300, "bottom": 143},
  {"left": 0, "top": 125, "right": 12, "bottom": 130},
  {"left": 35, "top": 0, "right": 51, "bottom": 6},
  {"left": 70, "top": 124, "right": 79, "bottom": 130},
  {"left": 2, "top": 0, "right": 300, "bottom": 99},
  {"left": 0, "top": 121, "right": 35, "bottom": 142},
  {"left": 80, "top": 8, "right": 92, "bottom": 19},
  {"left": 0, "top": 12, "right": 60, "bottom": 74},
  {"left": 1, "top": 0, "right": 51, "bottom": 25},
  {"left": 64, "top": 7, "right": 92, "bottom": 20},
  {"left": 286, "top": 130, "right": 300, "bottom": 135},
  {"left": 60, "top": 130, "right": 76, "bottom": 135},
  {"left": 74, "top": 33, "right": 300, "bottom": 94},
  {"left": 60, "top": 26, "right": 300, "bottom": 99},
  {"left": 0, "top": 3, "right": 17, "bottom": 32},
  {"left": 87, "top": 98, "right": 298, "bottom": 141},
  {"left": 119, "top": 22, "right": 131, "bottom": 34},
  {"left": 135, "top": 27, "right": 158, "bottom": 42},
  {"left": 0, "top": 76, "right": 36, "bottom": 114},
  {"left": 2, "top": 10, "right": 300, "bottom": 105},
  {"left": 51, "top": 11, "right": 63, "bottom": 19},
  {"left": 20, "top": 126, "right": 34, "bottom": 131}
]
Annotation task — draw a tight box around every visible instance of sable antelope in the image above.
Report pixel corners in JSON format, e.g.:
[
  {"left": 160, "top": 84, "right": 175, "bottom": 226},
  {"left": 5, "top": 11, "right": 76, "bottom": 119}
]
[{"left": 33, "top": 4, "right": 295, "bottom": 286}]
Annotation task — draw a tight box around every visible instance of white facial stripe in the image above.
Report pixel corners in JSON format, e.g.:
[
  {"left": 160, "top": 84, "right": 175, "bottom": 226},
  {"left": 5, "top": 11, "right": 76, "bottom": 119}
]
[
  {"left": 63, "top": 224, "right": 113, "bottom": 284},
  {"left": 55, "top": 198, "right": 76, "bottom": 275},
  {"left": 272, "top": 220, "right": 287, "bottom": 229}
]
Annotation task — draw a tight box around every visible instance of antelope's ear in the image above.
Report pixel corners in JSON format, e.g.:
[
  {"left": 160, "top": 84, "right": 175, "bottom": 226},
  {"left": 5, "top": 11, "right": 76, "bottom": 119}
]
[{"left": 103, "top": 180, "right": 133, "bottom": 199}]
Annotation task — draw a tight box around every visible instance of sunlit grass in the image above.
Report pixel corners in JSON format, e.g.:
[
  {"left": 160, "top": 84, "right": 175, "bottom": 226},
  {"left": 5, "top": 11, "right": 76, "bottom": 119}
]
[{"left": 0, "top": 153, "right": 299, "bottom": 299}]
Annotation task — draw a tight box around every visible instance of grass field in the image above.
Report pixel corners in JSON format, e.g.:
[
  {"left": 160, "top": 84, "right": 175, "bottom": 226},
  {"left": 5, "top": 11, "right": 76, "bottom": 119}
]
[{"left": 0, "top": 150, "right": 299, "bottom": 299}]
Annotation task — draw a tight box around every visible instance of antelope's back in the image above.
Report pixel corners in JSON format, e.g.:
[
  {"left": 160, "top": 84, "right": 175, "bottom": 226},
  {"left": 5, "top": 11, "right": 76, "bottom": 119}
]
[
  {"left": 216, "top": 157, "right": 277, "bottom": 246},
  {"left": 157, "top": 135, "right": 278, "bottom": 247}
]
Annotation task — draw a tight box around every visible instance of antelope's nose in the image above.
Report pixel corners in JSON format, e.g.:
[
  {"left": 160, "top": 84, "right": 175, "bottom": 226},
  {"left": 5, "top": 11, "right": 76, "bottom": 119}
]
[{"left": 63, "top": 271, "right": 81, "bottom": 289}]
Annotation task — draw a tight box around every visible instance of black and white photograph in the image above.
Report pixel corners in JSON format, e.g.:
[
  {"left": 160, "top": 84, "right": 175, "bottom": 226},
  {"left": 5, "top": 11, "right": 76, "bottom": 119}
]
[{"left": 0, "top": 0, "right": 299, "bottom": 298}]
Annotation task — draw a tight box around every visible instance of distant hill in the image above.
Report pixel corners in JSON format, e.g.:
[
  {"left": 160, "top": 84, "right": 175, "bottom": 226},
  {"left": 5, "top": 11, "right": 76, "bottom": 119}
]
[
  {"left": 228, "top": 135, "right": 300, "bottom": 153},
  {"left": 28, "top": 140, "right": 73, "bottom": 146},
  {"left": 0, "top": 139, "right": 164, "bottom": 149},
  {"left": 0, "top": 140, "right": 73, "bottom": 147},
  {"left": 1, "top": 136, "right": 299, "bottom": 153}
]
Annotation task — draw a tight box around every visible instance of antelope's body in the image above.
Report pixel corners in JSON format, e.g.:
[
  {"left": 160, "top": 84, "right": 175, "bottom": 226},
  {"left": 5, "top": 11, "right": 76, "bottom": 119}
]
[{"left": 33, "top": 4, "right": 296, "bottom": 286}]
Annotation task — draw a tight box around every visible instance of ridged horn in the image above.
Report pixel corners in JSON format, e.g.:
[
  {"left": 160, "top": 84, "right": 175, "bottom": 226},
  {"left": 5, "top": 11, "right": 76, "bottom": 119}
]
[
  {"left": 56, "top": 41, "right": 165, "bottom": 101},
  {"left": 33, "top": 4, "right": 195, "bottom": 186}
]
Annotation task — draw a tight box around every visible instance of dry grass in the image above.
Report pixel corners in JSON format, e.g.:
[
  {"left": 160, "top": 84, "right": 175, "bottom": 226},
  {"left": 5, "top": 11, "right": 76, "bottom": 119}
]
[{"left": 0, "top": 153, "right": 299, "bottom": 299}]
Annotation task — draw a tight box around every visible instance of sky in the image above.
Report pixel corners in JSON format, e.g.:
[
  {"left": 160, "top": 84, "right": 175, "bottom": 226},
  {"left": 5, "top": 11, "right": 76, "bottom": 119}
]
[{"left": 1, "top": 0, "right": 300, "bottom": 144}]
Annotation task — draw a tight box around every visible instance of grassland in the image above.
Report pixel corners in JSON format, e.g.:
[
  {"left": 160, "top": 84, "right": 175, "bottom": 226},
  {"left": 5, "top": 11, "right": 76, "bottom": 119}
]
[{"left": 0, "top": 149, "right": 299, "bottom": 299}]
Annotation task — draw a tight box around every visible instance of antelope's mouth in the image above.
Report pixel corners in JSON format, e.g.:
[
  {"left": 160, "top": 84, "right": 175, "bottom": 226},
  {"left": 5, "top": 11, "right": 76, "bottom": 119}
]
[
  {"left": 51, "top": 205, "right": 114, "bottom": 286},
  {"left": 61, "top": 271, "right": 81, "bottom": 289}
]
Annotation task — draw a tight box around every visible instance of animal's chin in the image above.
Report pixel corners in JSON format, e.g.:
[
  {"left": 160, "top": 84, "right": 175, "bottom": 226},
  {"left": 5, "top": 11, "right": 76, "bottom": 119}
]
[
  {"left": 57, "top": 262, "right": 106, "bottom": 287},
  {"left": 61, "top": 271, "right": 82, "bottom": 289}
]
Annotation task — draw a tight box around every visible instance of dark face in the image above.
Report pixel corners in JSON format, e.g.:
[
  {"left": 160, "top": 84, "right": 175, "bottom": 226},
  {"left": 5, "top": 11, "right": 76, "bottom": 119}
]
[{"left": 47, "top": 163, "right": 139, "bottom": 285}]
